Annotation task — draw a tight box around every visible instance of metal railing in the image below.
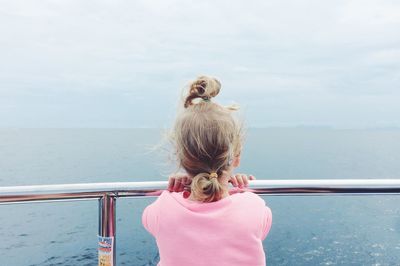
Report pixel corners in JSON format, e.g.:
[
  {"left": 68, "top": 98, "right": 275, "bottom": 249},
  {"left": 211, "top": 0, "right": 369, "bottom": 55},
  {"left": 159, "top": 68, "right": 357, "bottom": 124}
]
[{"left": 1, "top": 179, "right": 400, "bottom": 266}]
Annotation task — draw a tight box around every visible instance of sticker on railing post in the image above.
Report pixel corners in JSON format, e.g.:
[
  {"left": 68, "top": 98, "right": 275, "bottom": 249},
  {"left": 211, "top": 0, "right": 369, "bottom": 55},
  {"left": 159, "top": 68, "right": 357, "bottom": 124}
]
[{"left": 98, "top": 236, "right": 114, "bottom": 266}]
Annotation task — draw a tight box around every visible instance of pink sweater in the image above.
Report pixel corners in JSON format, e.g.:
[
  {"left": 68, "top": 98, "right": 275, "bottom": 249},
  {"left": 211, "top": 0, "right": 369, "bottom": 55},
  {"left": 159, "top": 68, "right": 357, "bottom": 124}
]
[{"left": 142, "top": 190, "right": 272, "bottom": 266}]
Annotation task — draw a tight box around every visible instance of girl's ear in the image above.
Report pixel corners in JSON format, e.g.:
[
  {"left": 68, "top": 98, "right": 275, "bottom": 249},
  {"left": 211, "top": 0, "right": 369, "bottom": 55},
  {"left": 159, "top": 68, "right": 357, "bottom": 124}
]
[{"left": 232, "top": 155, "right": 241, "bottom": 167}]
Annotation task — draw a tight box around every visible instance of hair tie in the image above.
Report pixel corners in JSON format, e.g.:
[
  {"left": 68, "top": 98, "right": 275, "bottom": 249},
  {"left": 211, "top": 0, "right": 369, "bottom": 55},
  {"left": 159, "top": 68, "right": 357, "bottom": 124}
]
[{"left": 209, "top": 172, "right": 218, "bottom": 179}]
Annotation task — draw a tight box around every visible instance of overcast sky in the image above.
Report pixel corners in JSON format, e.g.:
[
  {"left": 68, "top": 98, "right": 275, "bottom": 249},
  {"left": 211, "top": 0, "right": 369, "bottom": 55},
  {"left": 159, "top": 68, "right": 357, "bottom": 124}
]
[{"left": 0, "top": 0, "right": 399, "bottom": 128}]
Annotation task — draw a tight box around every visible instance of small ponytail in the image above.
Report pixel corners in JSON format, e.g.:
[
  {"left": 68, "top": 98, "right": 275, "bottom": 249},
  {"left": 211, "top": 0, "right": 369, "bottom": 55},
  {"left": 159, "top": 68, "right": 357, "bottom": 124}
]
[{"left": 190, "top": 172, "right": 226, "bottom": 203}]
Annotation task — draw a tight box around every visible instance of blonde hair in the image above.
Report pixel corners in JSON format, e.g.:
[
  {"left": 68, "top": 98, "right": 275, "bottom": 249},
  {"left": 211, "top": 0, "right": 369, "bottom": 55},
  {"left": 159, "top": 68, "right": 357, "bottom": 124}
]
[{"left": 171, "top": 76, "right": 243, "bottom": 203}]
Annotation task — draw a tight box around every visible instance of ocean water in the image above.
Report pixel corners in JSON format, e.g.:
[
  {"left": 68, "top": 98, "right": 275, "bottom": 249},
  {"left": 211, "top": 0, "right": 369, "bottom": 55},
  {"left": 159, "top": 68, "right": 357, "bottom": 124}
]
[{"left": 0, "top": 128, "right": 399, "bottom": 266}]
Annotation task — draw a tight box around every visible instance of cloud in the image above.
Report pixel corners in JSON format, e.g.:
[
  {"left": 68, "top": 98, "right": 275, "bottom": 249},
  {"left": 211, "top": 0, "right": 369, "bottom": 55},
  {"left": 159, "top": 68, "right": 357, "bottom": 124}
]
[{"left": 0, "top": 0, "right": 399, "bottom": 128}]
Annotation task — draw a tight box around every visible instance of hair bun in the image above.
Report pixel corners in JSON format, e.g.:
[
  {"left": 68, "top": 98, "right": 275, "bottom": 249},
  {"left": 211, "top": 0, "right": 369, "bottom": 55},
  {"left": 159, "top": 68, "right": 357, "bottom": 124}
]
[{"left": 184, "top": 76, "right": 221, "bottom": 108}]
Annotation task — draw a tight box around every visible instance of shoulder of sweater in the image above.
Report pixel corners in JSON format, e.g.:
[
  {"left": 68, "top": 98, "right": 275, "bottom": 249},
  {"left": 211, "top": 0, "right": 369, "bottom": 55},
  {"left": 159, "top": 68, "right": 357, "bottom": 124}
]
[
  {"left": 150, "top": 190, "right": 170, "bottom": 204},
  {"left": 238, "top": 191, "right": 266, "bottom": 207}
]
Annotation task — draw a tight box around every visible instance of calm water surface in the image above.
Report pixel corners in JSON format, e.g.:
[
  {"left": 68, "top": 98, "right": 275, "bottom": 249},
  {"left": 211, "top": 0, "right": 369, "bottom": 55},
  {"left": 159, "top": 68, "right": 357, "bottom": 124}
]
[{"left": 0, "top": 128, "right": 399, "bottom": 265}]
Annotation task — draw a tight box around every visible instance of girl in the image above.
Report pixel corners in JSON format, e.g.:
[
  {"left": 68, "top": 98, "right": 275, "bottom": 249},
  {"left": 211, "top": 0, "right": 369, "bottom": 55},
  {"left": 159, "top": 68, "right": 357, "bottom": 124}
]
[{"left": 142, "top": 76, "right": 272, "bottom": 266}]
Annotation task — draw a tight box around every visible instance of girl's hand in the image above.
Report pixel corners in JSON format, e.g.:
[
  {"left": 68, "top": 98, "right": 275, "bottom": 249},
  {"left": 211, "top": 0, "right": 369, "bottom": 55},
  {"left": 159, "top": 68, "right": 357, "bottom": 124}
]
[
  {"left": 167, "top": 173, "right": 191, "bottom": 192},
  {"left": 228, "top": 174, "right": 255, "bottom": 189}
]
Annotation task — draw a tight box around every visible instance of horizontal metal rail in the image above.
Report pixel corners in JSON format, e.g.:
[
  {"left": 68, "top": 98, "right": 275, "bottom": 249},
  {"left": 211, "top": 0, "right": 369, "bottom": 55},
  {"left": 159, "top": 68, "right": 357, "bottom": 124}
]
[
  {"left": 1, "top": 179, "right": 400, "bottom": 204},
  {"left": 1, "top": 179, "right": 400, "bottom": 265}
]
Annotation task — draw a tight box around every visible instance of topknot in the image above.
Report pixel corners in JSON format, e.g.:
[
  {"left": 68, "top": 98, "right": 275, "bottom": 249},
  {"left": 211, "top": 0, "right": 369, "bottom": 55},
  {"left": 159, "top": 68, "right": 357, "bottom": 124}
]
[{"left": 184, "top": 76, "right": 221, "bottom": 108}]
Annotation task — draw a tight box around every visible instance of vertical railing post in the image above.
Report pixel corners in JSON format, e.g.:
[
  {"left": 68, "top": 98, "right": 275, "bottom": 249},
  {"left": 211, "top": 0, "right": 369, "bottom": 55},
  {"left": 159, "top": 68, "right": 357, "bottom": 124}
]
[{"left": 98, "top": 193, "right": 116, "bottom": 266}]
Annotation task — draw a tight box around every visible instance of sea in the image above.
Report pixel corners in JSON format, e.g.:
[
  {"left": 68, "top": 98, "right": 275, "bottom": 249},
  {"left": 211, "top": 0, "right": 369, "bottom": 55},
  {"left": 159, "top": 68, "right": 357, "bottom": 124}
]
[{"left": 0, "top": 128, "right": 399, "bottom": 266}]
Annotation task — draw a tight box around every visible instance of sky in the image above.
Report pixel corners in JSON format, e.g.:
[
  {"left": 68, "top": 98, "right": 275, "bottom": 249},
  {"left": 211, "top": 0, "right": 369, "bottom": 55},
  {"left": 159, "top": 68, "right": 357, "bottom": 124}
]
[{"left": 0, "top": 0, "right": 399, "bottom": 128}]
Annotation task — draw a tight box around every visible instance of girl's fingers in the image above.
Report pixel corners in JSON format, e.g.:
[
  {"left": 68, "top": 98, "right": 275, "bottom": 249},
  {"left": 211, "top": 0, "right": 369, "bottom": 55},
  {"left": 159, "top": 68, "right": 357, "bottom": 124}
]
[
  {"left": 242, "top": 174, "right": 249, "bottom": 186},
  {"left": 236, "top": 174, "right": 244, "bottom": 188},
  {"left": 181, "top": 177, "right": 191, "bottom": 192},
  {"left": 168, "top": 177, "right": 175, "bottom": 191},
  {"left": 182, "top": 176, "right": 191, "bottom": 186},
  {"left": 178, "top": 182, "right": 185, "bottom": 192},
  {"left": 173, "top": 178, "right": 182, "bottom": 192},
  {"left": 230, "top": 173, "right": 255, "bottom": 188},
  {"left": 168, "top": 174, "right": 192, "bottom": 192},
  {"left": 229, "top": 176, "right": 238, "bottom": 187},
  {"left": 179, "top": 177, "right": 189, "bottom": 191}
]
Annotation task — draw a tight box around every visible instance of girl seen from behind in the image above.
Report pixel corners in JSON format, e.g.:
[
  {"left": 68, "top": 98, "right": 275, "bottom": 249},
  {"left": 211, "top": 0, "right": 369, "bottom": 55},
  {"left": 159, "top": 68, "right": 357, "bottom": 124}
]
[{"left": 142, "top": 76, "right": 272, "bottom": 266}]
